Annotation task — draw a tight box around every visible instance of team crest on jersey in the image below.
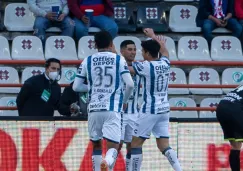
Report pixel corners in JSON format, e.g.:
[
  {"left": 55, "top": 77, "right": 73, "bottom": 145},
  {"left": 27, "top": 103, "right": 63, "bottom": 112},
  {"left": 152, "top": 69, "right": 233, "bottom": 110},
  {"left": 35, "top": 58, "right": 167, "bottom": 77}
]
[
  {"left": 65, "top": 70, "right": 76, "bottom": 82},
  {"left": 98, "top": 94, "right": 105, "bottom": 101},
  {"left": 232, "top": 72, "right": 243, "bottom": 83}
]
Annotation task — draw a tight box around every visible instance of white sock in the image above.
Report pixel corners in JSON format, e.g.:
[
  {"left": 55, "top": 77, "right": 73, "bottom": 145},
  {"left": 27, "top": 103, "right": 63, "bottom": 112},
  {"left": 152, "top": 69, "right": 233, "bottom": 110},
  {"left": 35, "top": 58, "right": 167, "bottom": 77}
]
[
  {"left": 131, "top": 148, "right": 143, "bottom": 171},
  {"left": 105, "top": 148, "right": 118, "bottom": 169},
  {"left": 126, "top": 153, "right": 131, "bottom": 171},
  {"left": 92, "top": 150, "right": 102, "bottom": 171},
  {"left": 163, "top": 147, "right": 182, "bottom": 171}
]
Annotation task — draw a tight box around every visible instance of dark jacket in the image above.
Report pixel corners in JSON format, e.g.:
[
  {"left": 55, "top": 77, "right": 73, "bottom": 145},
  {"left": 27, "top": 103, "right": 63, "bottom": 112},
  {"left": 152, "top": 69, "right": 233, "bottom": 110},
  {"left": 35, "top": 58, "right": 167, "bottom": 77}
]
[
  {"left": 196, "top": 0, "right": 234, "bottom": 27},
  {"left": 67, "top": 0, "right": 114, "bottom": 19},
  {"left": 58, "top": 82, "right": 79, "bottom": 116},
  {"left": 16, "top": 74, "right": 61, "bottom": 116}
]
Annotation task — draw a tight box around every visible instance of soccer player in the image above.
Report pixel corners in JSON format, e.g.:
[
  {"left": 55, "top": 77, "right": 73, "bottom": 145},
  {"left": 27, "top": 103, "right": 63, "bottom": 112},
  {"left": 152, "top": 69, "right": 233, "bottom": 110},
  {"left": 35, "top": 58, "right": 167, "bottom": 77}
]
[
  {"left": 129, "top": 28, "right": 182, "bottom": 171},
  {"left": 216, "top": 85, "right": 243, "bottom": 171},
  {"left": 118, "top": 40, "right": 140, "bottom": 171},
  {"left": 73, "top": 31, "right": 134, "bottom": 171}
]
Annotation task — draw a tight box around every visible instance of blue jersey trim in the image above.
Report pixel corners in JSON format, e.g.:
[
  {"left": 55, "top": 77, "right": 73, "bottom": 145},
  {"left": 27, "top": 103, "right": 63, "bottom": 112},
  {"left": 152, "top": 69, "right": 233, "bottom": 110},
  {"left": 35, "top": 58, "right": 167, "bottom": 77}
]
[
  {"left": 110, "top": 55, "right": 120, "bottom": 111},
  {"left": 142, "top": 77, "right": 147, "bottom": 113},
  {"left": 118, "top": 89, "right": 123, "bottom": 112},
  {"left": 87, "top": 56, "right": 92, "bottom": 98},
  {"left": 132, "top": 63, "right": 140, "bottom": 75},
  {"left": 150, "top": 63, "right": 155, "bottom": 114},
  {"left": 161, "top": 57, "right": 170, "bottom": 66}
]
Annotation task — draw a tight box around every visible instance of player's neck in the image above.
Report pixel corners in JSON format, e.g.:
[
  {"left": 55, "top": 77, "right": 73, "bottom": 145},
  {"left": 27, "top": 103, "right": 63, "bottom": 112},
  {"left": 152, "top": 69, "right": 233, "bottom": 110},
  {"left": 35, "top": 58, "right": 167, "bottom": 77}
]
[{"left": 98, "top": 48, "right": 112, "bottom": 52}]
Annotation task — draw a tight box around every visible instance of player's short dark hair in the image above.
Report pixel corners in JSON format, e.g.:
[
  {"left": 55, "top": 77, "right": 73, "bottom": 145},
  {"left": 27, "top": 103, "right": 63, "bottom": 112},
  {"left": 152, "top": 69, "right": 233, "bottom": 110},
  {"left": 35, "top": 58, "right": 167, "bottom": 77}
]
[
  {"left": 94, "top": 31, "right": 113, "bottom": 49},
  {"left": 141, "top": 40, "right": 160, "bottom": 58},
  {"left": 120, "top": 40, "right": 135, "bottom": 49}
]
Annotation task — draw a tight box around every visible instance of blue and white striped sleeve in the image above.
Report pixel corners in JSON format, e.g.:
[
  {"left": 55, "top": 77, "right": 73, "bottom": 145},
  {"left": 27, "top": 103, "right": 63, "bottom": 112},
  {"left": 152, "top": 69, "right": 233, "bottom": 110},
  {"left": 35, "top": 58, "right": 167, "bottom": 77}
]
[
  {"left": 120, "top": 56, "right": 130, "bottom": 75},
  {"left": 160, "top": 56, "right": 170, "bottom": 66},
  {"left": 132, "top": 61, "right": 148, "bottom": 76}
]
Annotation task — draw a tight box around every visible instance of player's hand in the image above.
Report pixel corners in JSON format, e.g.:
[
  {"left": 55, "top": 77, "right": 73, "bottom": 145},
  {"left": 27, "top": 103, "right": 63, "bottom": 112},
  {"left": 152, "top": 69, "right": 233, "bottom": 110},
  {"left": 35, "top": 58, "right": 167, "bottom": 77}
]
[
  {"left": 45, "top": 12, "right": 58, "bottom": 21},
  {"left": 143, "top": 28, "right": 156, "bottom": 38},
  {"left": 123, "top": 103, "right": 128, "bottom": 111},
  {"left": 57, "top": 13, "right": 66, "bottom": 22},
  {"left": 82, "top": 16, "right": 89, "bottom": 24},
  {"left": 156, "top": 35, "right": 167, "bottom": 50}
]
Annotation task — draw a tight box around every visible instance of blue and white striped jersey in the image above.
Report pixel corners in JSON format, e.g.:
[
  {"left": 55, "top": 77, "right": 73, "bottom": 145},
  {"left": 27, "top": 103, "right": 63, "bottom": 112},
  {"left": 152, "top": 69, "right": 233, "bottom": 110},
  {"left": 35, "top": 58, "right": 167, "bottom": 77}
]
[
  {"left": 132, "top": 56, "right": 170, "bottom": 114},
  {"left": 123, "top": 74, "right": 140, "bottom": 114},
  {"left": 77, "top": 52, "right": 130, "bottom": 113}
]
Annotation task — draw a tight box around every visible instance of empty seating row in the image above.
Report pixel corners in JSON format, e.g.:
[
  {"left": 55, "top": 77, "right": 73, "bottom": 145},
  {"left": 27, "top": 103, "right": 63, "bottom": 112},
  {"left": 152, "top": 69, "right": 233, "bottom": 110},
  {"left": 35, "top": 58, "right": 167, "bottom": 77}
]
[
  {"left": 4, "top": 3, "right": 228, "bottom": 33},
  {"left": 0, "top": 66, "right": 241, "bottom": 94},
  {"left": 0, "top": 35, "right": 143, "bottom": 60},
  {"left": 0, "top": 96, "right": 219, "bottom": 118},
  {"left": 1, "top": 35, "right": 242, "bottom": 61}
]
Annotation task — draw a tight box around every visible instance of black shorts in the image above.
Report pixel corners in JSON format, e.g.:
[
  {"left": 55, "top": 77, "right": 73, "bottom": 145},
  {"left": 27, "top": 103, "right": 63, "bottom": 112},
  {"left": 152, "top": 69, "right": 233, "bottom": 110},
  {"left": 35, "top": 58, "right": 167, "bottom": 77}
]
[{"left": 216, "top": 100, "right": 243, "bottom": 141}]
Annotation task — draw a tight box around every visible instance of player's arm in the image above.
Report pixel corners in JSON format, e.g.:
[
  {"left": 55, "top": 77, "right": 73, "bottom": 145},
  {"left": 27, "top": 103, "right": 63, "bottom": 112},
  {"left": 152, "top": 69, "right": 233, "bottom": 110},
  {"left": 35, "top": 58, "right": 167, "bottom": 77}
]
[
  {"left": 120, "top": 57, "right": 134, "bottom": 103},
  {"left": 144, "top": 28, "right": 169, "bottom": 58},
  {"left": 73, "top": 59, "right": 88, "bottom": 92},
  {"left": 132, "top": 61, "right": 147, "bottom": 76}
]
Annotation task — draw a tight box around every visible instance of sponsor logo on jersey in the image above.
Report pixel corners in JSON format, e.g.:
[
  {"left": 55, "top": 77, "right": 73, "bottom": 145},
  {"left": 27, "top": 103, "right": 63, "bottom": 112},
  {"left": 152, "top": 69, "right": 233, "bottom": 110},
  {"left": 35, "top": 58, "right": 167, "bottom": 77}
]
[{"left": 93, "top": 56, "right": 115, "bottom": 66}]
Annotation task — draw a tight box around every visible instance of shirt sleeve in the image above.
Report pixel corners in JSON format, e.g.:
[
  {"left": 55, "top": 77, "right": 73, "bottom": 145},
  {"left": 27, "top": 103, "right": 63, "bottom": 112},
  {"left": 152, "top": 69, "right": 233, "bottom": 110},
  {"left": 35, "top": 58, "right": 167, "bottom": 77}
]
[
  {"left": 132, "top": 61, "right": 148, "bottom": 76},
  {"left": 76, "top": 58, "right": 87, "bottom": 79},
  {"left": 119, "top": 56, "right": 130, "bottom": 75},
  {"left": 160, "top": 56, "right": 170, "bottom": 66}
]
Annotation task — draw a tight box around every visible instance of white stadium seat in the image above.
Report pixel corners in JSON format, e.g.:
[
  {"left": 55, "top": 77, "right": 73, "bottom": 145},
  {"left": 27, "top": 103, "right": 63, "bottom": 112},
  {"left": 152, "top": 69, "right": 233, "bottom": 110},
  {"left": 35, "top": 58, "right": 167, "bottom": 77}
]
[
  {"left": 113, "top": 36, "right": 143, "bottom": 60},
  {"left": 169, "top": 97, "right": 198, "bottom": 118},
  {"left": 21, "top": 67, "right": 45, "bottom": 83},
  {"left": 189, "top": 68, "right": 222, "bottom": 94},
  {"left": 78, "top": 36, "right": 98, "bottom": 59},
  {"left": 211, "top": 36, "right": 243, "bottom": 61},
  {"left": 169, "top": 5, "right": 201, "bottom": 32},
  {"left": 164, "top": 36, "right": 178, "bottom": 61},
  {"left": 4, "top": 3, "right": 35, "bottom": 31},
  {"left": 178, "top": 36, "right": 211, "bottom": 61},
  {"left": 212, "top": 28, "right": 231, "bottom": 33},
  {"left": 0, "top": 67, "right": 20, "bottom": 93},
  {"left": 169, "top": 68, "right": 189, "bottom": 94},
  {"left": 12, "top": 36, "right": 44, "bottom": 60},
  {"left": 46, "top": 27, "right": 101, "bottom": 33},
  {"left": 0, "top": 96, "right": 18, "bottom": 116},
  {"left": 222, "top": 68, "right": 243, "bottom": 94},
  {"left": 45, "top": 36, "right": 78, "bottom": 60},
  {"left": 199, "top": 98, "right": 221, "bottom": 118},
  {"left": 0, "top": 36, "right": 11, "bottom": 60}
]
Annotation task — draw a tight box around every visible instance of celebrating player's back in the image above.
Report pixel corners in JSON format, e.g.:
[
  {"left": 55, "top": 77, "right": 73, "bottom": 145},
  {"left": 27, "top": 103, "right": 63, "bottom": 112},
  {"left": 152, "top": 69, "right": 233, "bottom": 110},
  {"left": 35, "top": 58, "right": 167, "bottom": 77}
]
[
  {"left": 73, "top": 31, "right": 134, "bottom": 171},
  {"left": 129, "top": 28, "right": 182, "bottom": 171}
]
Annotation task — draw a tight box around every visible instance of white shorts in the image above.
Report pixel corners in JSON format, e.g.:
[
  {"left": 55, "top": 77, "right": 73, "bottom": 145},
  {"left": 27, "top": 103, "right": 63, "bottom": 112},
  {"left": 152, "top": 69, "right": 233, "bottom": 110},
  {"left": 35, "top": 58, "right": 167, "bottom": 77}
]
[
  {"left": 133, "top": 112, "right": 170, "bottom": 139},
  {"left": 121, "top": 113, "right": 138, "bottom": 143},
  {"left": 88, "top": 111, "right": 121, "bottom": 144}
]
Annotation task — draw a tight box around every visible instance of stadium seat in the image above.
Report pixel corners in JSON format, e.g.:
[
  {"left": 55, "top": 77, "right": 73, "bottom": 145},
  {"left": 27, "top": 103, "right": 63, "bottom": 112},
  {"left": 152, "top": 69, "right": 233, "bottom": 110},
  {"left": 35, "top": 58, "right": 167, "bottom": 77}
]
[
  {"left": 189, "top": 68, "right": 222, "bottom": 94},
  {"left": 178, "top": 36, "right": 211, "bottom": 61},
  {"left": 0, "top": 96, "right": 18, "bottom": 116},
  {"left": 46, "top": 27, "right": 101, "bottom": 33},
  {"left": 4, "top": 3, "right": 35, "bottom": 31},
  {"left": 136, "top": 5, "right": 168, "bottom": 32},
  {"left": 164, "top": 36, "right": 178, "bottom": 61},
  {"left": 169, "top": 97, "right": 198, "bottom": 118},
  {"left": 169, "top": 5, "right": 201, "bottom": 32},
  {"left": 222, "top": 68, "right": 243, "bottom": 94},
  {"left": 113, "top": 36, "right": 143, "bottom": 60},
  {"left": 21, "top": 67, "right": 45, "bottom": 83},
  {"left": 59, "top": 67, "right": 77, "bottom": 92},
  {"left": 0, "top": 36, "right": 11, "bottom": 60},
  {"left": 212, "top": 28, "right": 231, "bottom": 33},
  {"left": 113, "top": 3, "right": 136, "bottom": 32},
  {"left": 11, "top": 36, "right": 44, "bottom": 60},
  {"left": 0, "top": 67, "right": 20, "bottom": 93},
  {"left": 199, "top": 98, "right": 221, "bottom": 118},
  {"left": 78, "top": 36, "right": 98, "bottom": 59},
  {"left": 169, "top": 68, "right": 189, "bottom": 94},
  {"left": 45, "top": 36, "right": 78, "bottom": 60},
  {"left": 211, "top": 36, "right": 243, "bottom": 61}
]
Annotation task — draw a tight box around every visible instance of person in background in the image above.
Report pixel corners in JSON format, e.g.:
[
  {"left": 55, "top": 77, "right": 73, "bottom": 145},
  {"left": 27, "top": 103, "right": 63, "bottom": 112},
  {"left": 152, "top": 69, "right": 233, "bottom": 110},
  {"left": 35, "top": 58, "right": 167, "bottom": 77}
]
[
  {"left": 17, "top": 58, "right": 61, "bottom": 116},
  {"left": 27, "top": 0, "right": 74, "bottom": 46},
  {"left": 196, "top": 0, "right": 242, "bottom": 46},
  {"left": 67, "top": 0, "right": 118, "bottom": 41},
  {"left": 58, "top": 81, "right": 88, "bottom": 117}
]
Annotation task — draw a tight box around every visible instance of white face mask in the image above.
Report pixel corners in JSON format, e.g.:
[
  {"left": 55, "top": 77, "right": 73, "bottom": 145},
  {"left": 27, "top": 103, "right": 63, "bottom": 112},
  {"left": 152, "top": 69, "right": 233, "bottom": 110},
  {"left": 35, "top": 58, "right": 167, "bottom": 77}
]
[{"left": 48, "top": 71, "right": 59, "bottom": 80}]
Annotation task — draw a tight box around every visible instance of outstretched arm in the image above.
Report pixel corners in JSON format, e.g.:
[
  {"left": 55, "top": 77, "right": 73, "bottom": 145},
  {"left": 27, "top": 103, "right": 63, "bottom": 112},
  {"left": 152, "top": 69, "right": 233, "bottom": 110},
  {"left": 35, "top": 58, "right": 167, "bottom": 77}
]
[{"left": 143, "top": 28, "right": 169, "bottom": 58}]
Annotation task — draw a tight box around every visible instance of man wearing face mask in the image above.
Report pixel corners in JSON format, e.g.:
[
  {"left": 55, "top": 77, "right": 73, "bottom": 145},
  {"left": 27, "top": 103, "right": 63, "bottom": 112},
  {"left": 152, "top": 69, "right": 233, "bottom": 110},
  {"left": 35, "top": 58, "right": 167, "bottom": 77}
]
[{"left": 17, "top": 58, "right": 61, "bottom": 116}]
